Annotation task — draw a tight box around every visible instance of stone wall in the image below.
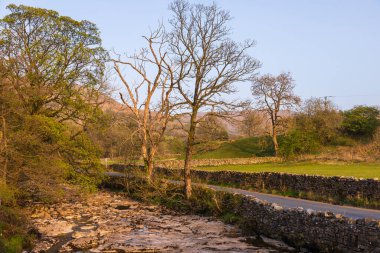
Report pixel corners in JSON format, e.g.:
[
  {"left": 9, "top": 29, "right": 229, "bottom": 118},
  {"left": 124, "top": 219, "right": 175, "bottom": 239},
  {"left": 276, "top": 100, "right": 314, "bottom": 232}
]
[
  {"left": 155, "top": 167, "right": 380, "bottom": 208},
  {"left": 111, "top": 164, "right": 380, "bottom": 208},
  {"left": 152, "top": 157, "right": 281, "bottom": 169},
  {"left": 232, "top": 194, "right": 380, "bottom": 252}
]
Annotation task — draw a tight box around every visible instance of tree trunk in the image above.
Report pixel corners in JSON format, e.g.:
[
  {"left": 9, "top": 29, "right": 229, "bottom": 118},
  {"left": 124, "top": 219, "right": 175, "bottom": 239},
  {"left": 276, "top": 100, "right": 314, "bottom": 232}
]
[
  {"left": 1, "top": 112, "right": 7, "bottom": 184},
  {"left": 272, "top": 126, "right": 279, "bottom": 157},
  {"left": 145, "top": 158, "right": 154, "bottom": 184},
  {"left": 141, "top": 144, "right": 152, "bottom": 183},
  {"left": 183, "top": 110, "right": 197, "bottom": 199}
]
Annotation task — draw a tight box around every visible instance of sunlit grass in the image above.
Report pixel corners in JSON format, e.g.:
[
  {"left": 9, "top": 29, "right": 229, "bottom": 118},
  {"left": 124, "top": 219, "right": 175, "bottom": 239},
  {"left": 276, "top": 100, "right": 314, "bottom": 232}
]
[
  {"left": 194, "top": 137, "right": 273, "bottom": 159},
  {"left": 197, "top": 162, "right": 380, "bottom": 179}
]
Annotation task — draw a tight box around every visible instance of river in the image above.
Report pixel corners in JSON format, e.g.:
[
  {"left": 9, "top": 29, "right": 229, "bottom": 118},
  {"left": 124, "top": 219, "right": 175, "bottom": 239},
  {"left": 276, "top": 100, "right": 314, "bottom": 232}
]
[{"left": 28, "top": 191, "right": 295, "bottom": 252}]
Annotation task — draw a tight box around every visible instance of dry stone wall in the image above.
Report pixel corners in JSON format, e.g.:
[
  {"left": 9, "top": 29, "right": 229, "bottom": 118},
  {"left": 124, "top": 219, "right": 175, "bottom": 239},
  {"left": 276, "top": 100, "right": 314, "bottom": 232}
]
[
  {"left": 233, "top": 194, "right": 380, "bottom": 252},
  {"left": 154, "top": 167, "right": 380, "bottom": 208},
  {"left": 111, "top": 164, "right": 380, "bottom": 207},
  {"left": 111, "top": 164, "right": 380, "bottom": 208},
  {"left": 151, "top": 157, "right": 281, "bottom": 169}
]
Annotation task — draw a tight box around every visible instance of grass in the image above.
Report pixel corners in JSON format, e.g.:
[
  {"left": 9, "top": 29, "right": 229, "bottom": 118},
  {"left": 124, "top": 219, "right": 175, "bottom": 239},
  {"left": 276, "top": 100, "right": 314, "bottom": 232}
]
[
  {"left": 193, "top": 137, "right": 274, "bottom": 159},
  {"left": 198, "top": 162, "right": 380, "bottom": 179}
]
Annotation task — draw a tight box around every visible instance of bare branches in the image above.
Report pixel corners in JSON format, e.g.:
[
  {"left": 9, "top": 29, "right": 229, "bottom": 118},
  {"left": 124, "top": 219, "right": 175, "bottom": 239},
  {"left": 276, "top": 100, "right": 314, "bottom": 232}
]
[
  {"left": 251, "top": 72, "right": 300, "bottom": 156},
  {"left": 113, "top": 26, "right": 181, "bottom": 181},
  {"left": 168, "top": 0, "right": 260, "bottom": 198}
]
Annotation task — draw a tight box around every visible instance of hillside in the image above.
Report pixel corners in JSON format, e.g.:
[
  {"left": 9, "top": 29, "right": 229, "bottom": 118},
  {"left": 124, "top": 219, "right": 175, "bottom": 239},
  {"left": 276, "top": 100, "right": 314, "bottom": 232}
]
[{"left": 193, "top": 137, "right": 274, "bottom": 159}]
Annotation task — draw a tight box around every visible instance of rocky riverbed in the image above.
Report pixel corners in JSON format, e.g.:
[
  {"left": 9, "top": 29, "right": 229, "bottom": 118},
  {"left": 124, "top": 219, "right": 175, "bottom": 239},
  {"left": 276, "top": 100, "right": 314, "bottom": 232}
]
[{"left": 28, "top": 191, "right": 295, "bottom": 252}]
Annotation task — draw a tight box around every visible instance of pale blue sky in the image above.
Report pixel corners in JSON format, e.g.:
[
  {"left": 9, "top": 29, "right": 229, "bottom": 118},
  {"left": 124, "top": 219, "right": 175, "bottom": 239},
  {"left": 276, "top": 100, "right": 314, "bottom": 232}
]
[{"left": 1, "top": 0, "right": 379, "bottom": 109}]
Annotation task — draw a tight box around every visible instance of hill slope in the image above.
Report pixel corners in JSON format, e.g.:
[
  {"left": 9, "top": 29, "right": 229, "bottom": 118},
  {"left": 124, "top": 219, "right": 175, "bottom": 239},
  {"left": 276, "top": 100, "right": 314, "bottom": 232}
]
[{"left": 193, "top": 137, "right": 274, "bottom": 159}]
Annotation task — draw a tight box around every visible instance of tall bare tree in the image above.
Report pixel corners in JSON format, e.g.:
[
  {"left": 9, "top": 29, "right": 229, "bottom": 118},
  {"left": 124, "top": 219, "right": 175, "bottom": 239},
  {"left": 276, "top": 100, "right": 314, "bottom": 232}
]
[
  {"left": 239, "top": 109, "right": 265, "bottom": 137},
  {"left": 251, "top": 72, "right": 300, "bottom": 156},
  {"left": 168, "top": 0, "right": 260, "bottom": 198},
  {"left": 114, "top": 27, "right": 180, "bottom": 182}
]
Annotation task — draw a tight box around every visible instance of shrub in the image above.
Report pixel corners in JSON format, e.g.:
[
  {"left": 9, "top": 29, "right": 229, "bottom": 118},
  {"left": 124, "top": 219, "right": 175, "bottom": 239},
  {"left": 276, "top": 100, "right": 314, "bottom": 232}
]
[
  {"left": 342, "top": 106, "right": 380, "bottom": 138},
  {"left": 0, "top": 182, "right": 16, "bottom": 206},
  {"left": 0, "top": 205, "right": 33, "bottom": 253},
  {"left": 8, "top": 115, "right": 104, "bottom": 201},
  {"left": 279, "top": 130, "right": 320, "bottom": 158}
]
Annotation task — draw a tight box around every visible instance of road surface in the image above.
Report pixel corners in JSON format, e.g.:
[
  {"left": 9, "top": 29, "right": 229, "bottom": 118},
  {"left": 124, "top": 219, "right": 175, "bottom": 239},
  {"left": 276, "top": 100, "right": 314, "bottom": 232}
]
[{"left": 106, "top": 171, "right": 380, "bottom": 220}]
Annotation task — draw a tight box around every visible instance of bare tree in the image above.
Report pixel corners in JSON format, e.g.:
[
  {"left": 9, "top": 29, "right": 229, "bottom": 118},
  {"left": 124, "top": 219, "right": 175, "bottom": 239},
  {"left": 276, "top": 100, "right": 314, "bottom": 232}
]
[
  {"left": 239, "top": 109, "right": 265, "bottom": 137},
  {"left": 251, "top": 72, "right": 300, "bottom": 156},
  {"left": 113, "top": 27, "right": 180, "bottom": 182},
  {"left": 196, "top": 114, "right": 229, "bottom": 142},
  {"left": 168, "top": 0, "right": 260, "bottom": 198}
]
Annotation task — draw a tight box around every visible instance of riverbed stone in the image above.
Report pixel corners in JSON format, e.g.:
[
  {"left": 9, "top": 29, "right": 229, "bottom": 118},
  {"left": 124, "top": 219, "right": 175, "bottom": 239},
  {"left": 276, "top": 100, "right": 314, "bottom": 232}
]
[
  {"left": 37, "top": 220, "right": 75, "bottom": 237},
  {"left": 28, "top": 191, "right": 289, "bottom": 252},
  {"left": 70, "top": 236, "right": 98, "bottom": 250}
]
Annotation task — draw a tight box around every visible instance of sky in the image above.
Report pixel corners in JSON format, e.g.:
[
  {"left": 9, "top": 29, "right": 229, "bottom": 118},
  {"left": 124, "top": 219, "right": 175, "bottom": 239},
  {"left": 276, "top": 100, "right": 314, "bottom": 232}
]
[{"left": 1, "top": 0, "right": 379, "bottom": 109}]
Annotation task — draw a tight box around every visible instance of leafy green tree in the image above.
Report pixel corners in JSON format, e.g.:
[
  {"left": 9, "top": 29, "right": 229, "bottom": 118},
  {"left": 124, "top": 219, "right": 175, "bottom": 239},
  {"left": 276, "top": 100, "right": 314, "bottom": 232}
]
[
  {"left": 0, "top": 5, "right": 108, "bottom": 200},
  {"left": 0, "top": 4, "right": 108, "bottom": 121},
  {"left": 342, "top": 106, "right": 380, "bottom": 138}
]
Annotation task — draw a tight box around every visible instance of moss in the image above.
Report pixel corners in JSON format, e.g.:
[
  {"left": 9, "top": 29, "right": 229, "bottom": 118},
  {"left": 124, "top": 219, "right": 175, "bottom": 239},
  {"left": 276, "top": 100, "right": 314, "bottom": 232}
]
[
  {"left": 221, "top": 212, "right": 241, "bottom": 224},
  {"left": 1, "top": 236, "right": 24, "bottom": 253}
]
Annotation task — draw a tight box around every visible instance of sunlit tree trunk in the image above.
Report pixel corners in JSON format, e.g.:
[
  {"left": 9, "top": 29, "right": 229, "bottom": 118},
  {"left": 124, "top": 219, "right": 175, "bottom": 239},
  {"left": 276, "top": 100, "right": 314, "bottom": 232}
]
[{"left": 183, "top": 110, "right": 198, "bottom": 199}]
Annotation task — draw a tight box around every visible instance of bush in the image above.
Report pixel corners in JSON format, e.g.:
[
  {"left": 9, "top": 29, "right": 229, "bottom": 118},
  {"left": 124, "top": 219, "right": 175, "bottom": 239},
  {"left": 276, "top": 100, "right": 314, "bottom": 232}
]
[
  {"left": 7, "top": 115, "right": 104, "bottom": 201},
  {"left": 293, "top": 98, "right": 343, "bottom": 145},
  {"left": 0, "top": 206, "right": 33, "bottom": 253},
  {"left": 0, "top": 183, "right": 16, "bottom": 207},
  {"left": 342, "top": 106, "right": 380, "bottom": 138},
  {"left": 279, "top": 130, "right": 320, "bottom": 158}
]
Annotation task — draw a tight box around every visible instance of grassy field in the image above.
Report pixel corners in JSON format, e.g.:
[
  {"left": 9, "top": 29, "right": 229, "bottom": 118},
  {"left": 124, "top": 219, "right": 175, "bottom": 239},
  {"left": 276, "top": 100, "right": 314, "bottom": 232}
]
[
  {"left": 198, "top": 162, "right": 380, "bottom": 179},
  {"left": 193, "top": 137, "right": 273, "bottom": 159}
]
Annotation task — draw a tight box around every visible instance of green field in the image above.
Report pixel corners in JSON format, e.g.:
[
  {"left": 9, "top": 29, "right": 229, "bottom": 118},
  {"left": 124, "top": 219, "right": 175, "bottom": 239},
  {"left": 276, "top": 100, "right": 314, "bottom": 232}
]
[
  {"left": 198, "top": 162, "right": 380, "bottom": 179},
  {"left": 193, "top": 137, "right": 273, "bottom": 159}
]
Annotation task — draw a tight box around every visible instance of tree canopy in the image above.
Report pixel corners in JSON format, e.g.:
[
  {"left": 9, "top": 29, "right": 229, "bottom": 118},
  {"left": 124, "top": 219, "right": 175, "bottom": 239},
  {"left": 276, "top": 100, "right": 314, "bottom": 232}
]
[{"left": 0, "top": 4, "right": 108, "bottom": 122}]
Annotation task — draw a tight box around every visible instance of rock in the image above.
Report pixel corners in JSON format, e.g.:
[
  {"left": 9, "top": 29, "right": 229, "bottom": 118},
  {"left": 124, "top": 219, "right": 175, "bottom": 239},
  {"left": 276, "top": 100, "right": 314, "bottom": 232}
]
[
  {"left": 70, "top": 236, "right": 98, "bottom": 250},
  {"left": 271, "top": 203, "right": 283, "bottom": 211},
  {"left": 30, "top": 239, "right": 56, "bottom": 253},
  {"left": 30, "top": 211, "right": 51, "bottom": 219},
  {"left": 260, "top": 236, "right": 296, "bottom": 252},
  {"left": 80, "top": 225, "right": 96, "bottom": 230},
  {"left": 37, "top": 220, "right": 75, "bottom": 237},
  {"left": 72, "top": 230, "right": 97, "bottom": 239}
]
